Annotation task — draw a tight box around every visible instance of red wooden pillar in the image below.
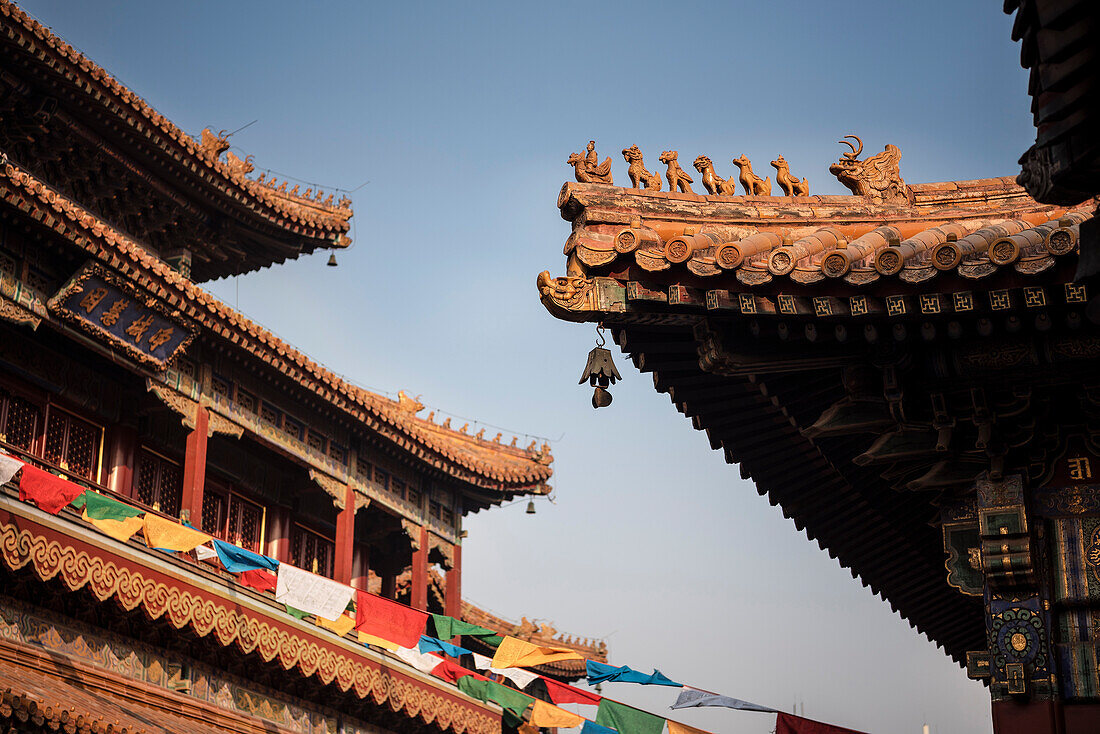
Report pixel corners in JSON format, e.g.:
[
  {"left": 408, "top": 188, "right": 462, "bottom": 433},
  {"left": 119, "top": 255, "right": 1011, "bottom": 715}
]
[
  {"left": 381, "top": 572, "right": 397, "bottom": 600},
  {"left": 334, "top": 484, "right": 356, "bottom": 585},
  {"left": 992, "top": 699, "right": 1061, "bottom": 734},
  {"left": 266, "top": 506, "right": 292, "bottom": 563},
  {"left": 351, "top": 544, "right": 370, "bottom": 590},
  {"left": 410, "top": 526, "right": 429, "bottom": 610},
  {"left": 444, "top": 543, "right": 462, "bottom": 621},
  {"left": 106, "top": 425, "right": 137, "bottom": 498},
  {"left": 180, "top": 405, "right": 209, "bottom": 528}
]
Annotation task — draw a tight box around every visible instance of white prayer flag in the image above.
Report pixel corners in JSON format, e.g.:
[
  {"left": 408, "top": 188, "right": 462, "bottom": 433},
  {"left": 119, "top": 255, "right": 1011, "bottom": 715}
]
[
  {"left": 274, "top": 563, "right": 354, "bottom": 621},
  {"left": 472, "top": 651, "right": 539, "bottom": 689},
  {"left": 195, "top": 544, "right": 218, "bottom": 562},
  {"left": 0, "top": 453, "right": 24, "bottom": 485},
  {"left": 394, "top": 646, "right": 444, "bottom": 674}
]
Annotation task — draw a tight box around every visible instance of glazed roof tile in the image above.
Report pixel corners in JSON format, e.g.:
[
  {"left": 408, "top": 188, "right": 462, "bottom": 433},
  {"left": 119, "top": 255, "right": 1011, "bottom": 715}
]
[{"left": 0, "top": 160, "right": 551, "bottom": 492}]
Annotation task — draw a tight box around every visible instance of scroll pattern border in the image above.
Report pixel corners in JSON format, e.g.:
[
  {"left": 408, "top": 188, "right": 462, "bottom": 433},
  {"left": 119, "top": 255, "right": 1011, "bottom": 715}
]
[{"left": 0, "top": 519, "right": 496, "bottom": 734}]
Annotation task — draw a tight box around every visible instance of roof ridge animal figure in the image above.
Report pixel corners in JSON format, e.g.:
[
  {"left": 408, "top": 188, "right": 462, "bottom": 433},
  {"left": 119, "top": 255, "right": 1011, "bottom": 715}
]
[
  {"left": 828, "top": 135, "right": 907, "bottom": 203},
  {"left": 658, "top": 150, "right": 693, "bottom": 193},
  {"left": 567, "top": 140, "right": 613, "bottom": 184},
  {"left": 693, "top": 155, "right": 737, "bottom": 196},
  {"left": 771, "top": 155, "right": 809, "bottom": 196},
  {"left": 731, "top": 154, "right": 771, "bottom": 196},
  {"left": 622, "top": 145, "right": 662, "bottom": 190}
]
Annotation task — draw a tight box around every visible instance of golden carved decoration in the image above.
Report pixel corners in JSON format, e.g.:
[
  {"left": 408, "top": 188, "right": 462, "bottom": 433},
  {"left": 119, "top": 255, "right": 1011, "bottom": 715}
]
[
  {"left": 429, "top": 534, "right": 455, "bottom": 571},
  {"left": 731, "top": 155, "right": 771, "bottom": 196},
  {"left": 0, "top": 519, "right": 494, "bottom": 734},
  {"left": 0, "top": 294, "right": 41, "bottom": 329},
  {"left": 402, "top": 520, "right": 423, "bottom": 551},
  {"left": 146, "top": 382, "right": 243, "bottom": 439},
  {"left": 309, "top": 469, "right": 349, "bottom": 510},
  {"left": 622, "top": 145, "right": 661, "bottom": 191},
  {"left": 658, "top": 151, "right": 694, "bottom": 194},
  {"left": 770, "top": 155, "right": 809, "bottom": 196},
  {"left": 1010, "top": 632, "right": 1028, "bottom": 652},
  {"left": 205, "top": 409, "right": 245, "bottom": 440},
  {"left": 829, "top": 135, "right": 908, "bottom": 203},
  {"left": 199, "top": 128, "right": 231, "bottom": 161},
  {"left": 396, "top": 390, "right": 425, "bottom": 414},
  {"left": 692, "top": 156, "right": 737, "bottom": 196},
  {"left": 225, "top": 152, "right": 255, "bottom": 178},
  {"left": 567, "top": 141, "right": 613, "bottom": 185}
]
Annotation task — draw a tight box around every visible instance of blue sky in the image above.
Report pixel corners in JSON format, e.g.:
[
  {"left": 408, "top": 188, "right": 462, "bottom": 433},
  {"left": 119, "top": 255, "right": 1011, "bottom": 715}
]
[{"left": 17, "top": 2, "right": 1036, "bottom": 732}]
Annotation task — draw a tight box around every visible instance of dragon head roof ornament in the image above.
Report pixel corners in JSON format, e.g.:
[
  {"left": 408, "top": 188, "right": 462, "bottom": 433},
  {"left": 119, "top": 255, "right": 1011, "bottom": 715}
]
[{"left": 828, "top": 135, "right": 909, "bottom": 204}]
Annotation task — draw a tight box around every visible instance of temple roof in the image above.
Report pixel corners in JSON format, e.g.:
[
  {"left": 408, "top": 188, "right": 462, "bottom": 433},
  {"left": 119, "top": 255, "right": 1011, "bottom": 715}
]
[
  {"left": 0, "top": 158, "right": 552, "bottom": 497},
  {"left": 537, "top": 149, "right": 1098, "bottom": 665},
  {"left": 0, "top": 0, "right": 352, "bottom": 280}
]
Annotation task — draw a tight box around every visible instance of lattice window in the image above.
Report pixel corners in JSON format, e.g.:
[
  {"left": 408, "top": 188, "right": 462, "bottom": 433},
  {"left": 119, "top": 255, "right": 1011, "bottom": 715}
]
[
  {"left": 407, "top": 486, "right": 421, "bottom": 508},
  {"left": 391, "top": 478, "right": 406, "bottom": 500},
  {"left": 0, "top": 392, "right": 41, "bottom": 453},
  {"left": 290, "top": 525, "right": 335, "bottom": 578},
  {"left": 260, "top": 403, "right": 279, "bottom": 426},
  {"left": 133, "top": 449, "right": 182, "bottom": 517},
  {"left": 374, "top": 469, "right": 389, "bottom": 491},
  {"left": 43, "top": 407, "right": 102, "bottom": 480},
  {"left": 176, "top": 359, "right": 196, "bottom": 381},
  {"left": 283, "top": 416, "right": 304, "bottom": 441},
  {"left": 442, "top": 507, "right": 455, "bottom": 527},
  {"left": 356, "top": 460, "right": 373, "bottom": 483},
  {"left": 210, "top": 376, "right": 231, "bottom": 402},
  {"left": 328, "top": 442, "right": 346, "bottom": 465},
  {"left": 202, "top": 484, "right": 264, "bottom": 553},
  {"left": 429, "top": 501, "right": 442, "bottom": 520},
  {"left": 236, "top": 388, "right": 257, "bottom": 414},
  {"left": 307, "top": 430, "right": 326, "bottom": 453}
]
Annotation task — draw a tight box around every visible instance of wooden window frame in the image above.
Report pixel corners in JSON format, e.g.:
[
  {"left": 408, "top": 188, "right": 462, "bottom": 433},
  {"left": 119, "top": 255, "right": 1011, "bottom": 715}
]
[
  {"left": 132, "top": 447, "right": 183, "bottom": 517},
  {"left": 201, "top": 480, "right": 267, "bottom": 554},
  {"left": 42, "top": 403, "right": 105, "bottom": 484},
  {"left": 290, "top": 523, "right": 336, "bottom": 579}
]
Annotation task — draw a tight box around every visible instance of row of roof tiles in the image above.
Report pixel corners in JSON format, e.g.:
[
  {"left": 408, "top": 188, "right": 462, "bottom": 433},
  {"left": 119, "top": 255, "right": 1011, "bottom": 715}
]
[
  {"left": 1, "top": 0, "right": 352, "bottom": 237},
  {"left": 1, "top": 160, "right": 551, "bottom": 490}
]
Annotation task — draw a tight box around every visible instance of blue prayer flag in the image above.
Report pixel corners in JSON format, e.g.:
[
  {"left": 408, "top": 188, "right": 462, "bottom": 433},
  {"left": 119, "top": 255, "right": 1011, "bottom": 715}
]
[
  {"left": 586, "top": 660, "right": 682, "bottom": 687},
  {"left": 212, "top": 538, "right": 279, "bottom": 573},
  {"left": 419, "top": 635, "right": 473, "bottom": 658},
  {"left": 581, "top": 722, "right": 618, "bottom": 734}
]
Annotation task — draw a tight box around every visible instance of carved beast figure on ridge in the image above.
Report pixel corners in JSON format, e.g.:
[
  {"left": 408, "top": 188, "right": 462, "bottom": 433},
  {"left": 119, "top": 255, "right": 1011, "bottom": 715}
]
[
  {"left": 771, "top": 155, "right": 809, "bottom": 196},
  {"left": 693, "top": 156, "right": 737, "bottom": 196},
  {"left": 731, "top": 154, "right": 771, "bottom": 196},
  {"left": 658, "top": 150, "right": 694, "bottom": 193},
  {"left": 622, "top": 145, "right": 662, "bottom": 190},
  {"left": 829, "top": 135, "right": 907, "bottom": 203},
  {"left": 568, "top": 141, "right": 614, "bottom": 184}
]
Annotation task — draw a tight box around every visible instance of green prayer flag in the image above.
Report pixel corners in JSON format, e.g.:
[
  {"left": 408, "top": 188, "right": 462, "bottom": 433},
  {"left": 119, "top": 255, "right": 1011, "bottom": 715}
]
[
  {"left": 595, "top": 699, "right": 665, "bottom": 734},
  {"left": 285, "top": 605, "right": 310, "bottom": 619},
  {"left": 431, "top": 614, "right": 503, "bottom": 646},
  {"left": 70, "top": 492, "right": 87, "bottom": 509},
  {"left": 456, "top": 676, "right": 534, "bottom": 720},
  {"left": 81, "top": 491, "right": 143, "bottom": 521}
]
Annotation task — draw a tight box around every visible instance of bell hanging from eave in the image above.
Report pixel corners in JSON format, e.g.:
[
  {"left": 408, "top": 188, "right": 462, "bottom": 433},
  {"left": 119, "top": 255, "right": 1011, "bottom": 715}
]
[{"left": 579, "top": 328, "right": 621, "bottom": 409}]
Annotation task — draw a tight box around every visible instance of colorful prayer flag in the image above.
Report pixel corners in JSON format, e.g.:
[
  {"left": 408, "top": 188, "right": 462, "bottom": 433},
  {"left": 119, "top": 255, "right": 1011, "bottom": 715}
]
[
  {"left": 275, "top": 564, "right": 354, "bottom": 621},
  {"left": 667, "top": 721, "right": 714, "bottom": 734},
  {"left": 195, "top": 544, "right": 218, "bottom": 562},
  {"left": 586, "top": 660, "right": 681, "bottom": 687},
  {"left": 358, "top": 631, "right": 399, "bottom": 651},
  {"left": 0, "top": 453, "right": 23, "bottom": 485},
  {"left": 212, "top": 538, "right": 278, "bottom": 573},
  {"left": 394, "top": 646, "right": 445, "bottom": 674},
  {"left": 238, "top": 569, "right": 277, "bottom": 593},
  {"left": 595, "top": 699, "right": 665, "bottom": 734},
  {"left": 431, "top": 657, "right": 476, "bottom": 684},
  {"left": 490, "top": 636, "right": 584, "bottom": 670},
  {"left": 456, "top": 676, "right": 534, "bottom": 726},
  {"left": 530, "top": 700, "right": 585, "bottom": 728},
  {"left": 19, "top": 465, "right": 84, "bottom": 514},
  {"left": 471, "top": 653, "right": 539, "bottom": 689},
  {"left": 285, "top": 605, "right": 310, "bottom": 619},
  {"left": 580, "top": 722, "right": 617, "bottom": 734},
  {"left": 75, "top": 490, "right": 142, "bottom": 521},
  {"left": 354, "top": 590, "right": 428, "bottom": 648},
  {"left": 316, "top": 613, "right": 356, "bottom": 637},
  {"left": 540, "top": 675, "right": 601, "bottom": 706},
  {"left": 670, "top": 687, "right": 776, "bottom": 712},
  {"left": 430, "top": 614, "right": 504, "bottom": 646},
  {"left": 81, "top": 508, "right": 144, "bottom": 542},
  {"left": 142, "top": 513, "right": 211, "bottom": 552},
  {"left": 775, "top": 713, "right": 869, "bottom": 734},
  {"left": 419, "top": 635, "right": 472, "bottom": 658}
]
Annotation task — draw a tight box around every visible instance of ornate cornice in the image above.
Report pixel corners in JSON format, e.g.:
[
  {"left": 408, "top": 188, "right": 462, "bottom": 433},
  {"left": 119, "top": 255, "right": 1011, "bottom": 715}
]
[
  {"left": 145, "top": 381, "right": 243, "bottom": 439},
  {"left": 0, "top": 516, "right": 496, "bottom": 734},
  {"left": 0, "top": 293, "right": 40, "bottom": 330}
]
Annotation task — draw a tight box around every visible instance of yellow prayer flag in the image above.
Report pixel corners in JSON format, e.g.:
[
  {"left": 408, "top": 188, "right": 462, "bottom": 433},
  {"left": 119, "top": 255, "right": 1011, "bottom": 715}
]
[
  {"left": 530, "top": 700, "right": 585, "bottom": 728},
  {"left": 667, "top": 722, "right": 713, "bottom": 734},
  {"left": 142, "top": 513, "right": 211, "bottom": 552},
  {"left": 316, "top": 613, "right": 356, "bottom": 638},
  {"left": 83, "top": 509, "right": 144, "bottom": 543},
  {"left": 490, "top": 636, "right": 584, "bottom": 670},
  {"left": 358, "top": 631, "right": 399, "bottom": 651}
]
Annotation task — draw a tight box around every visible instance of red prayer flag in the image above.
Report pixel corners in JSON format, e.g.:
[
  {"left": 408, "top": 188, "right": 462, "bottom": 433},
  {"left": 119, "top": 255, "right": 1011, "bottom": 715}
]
[
  {"left": 354, "top": 590, "right": 428, "bottom": 648},
  {"left": 541, "top": 676, "right": 602, "bottom": 706},
  {"left": 19, "top": 466, "right": 84, "bottom": 514},
  {"left": 432, "top": 658, "right": 484, "bottom": 684},
  {"left": 776, "top": 713, "right": 869, "bottom": 734},
  {"left": 238, "top": 569, "right": 278, "bottom": 593}
]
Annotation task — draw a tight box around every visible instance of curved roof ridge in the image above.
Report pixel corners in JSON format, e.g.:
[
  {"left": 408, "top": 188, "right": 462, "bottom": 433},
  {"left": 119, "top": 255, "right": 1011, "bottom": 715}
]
[
  {"left": 0, "top": 160, "right": 550, "bottom": 490},
  {"left": 0, "top": 0, "right": 352, "bottom": 237}
]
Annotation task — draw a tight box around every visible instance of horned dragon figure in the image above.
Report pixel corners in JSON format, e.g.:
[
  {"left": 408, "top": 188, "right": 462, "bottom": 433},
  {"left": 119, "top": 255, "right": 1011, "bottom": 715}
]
[
  {"left": 693, "top": 156, "right": 737, "bottom": 196},
  {"left": 658, "top": 150, "right": 694, "bottom": 193},
  {"left": 828, "top": 135, "right": 908, "bottom": 203}
]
